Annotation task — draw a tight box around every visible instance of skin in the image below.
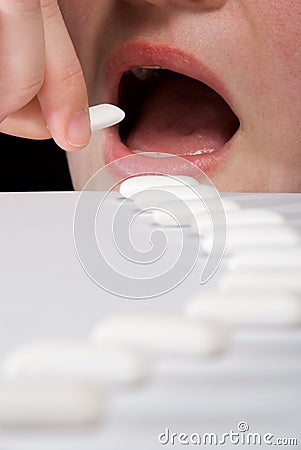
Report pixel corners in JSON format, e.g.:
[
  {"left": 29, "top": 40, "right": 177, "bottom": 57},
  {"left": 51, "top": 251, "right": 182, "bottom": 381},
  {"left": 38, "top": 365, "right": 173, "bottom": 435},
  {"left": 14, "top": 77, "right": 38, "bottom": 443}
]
[
  {"left": 0, "top": 0, "right": 92, "bottom": 150},
  {"left": 1, "top": 0, "right": 301, "bottom": 192}
]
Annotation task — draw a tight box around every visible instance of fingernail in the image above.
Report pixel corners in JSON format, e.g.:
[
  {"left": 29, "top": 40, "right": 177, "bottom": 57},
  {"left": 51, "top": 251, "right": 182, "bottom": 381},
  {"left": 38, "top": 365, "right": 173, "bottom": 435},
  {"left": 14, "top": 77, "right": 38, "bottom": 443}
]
[{"left": 67, "top": 108, "right": 91, "bottom": 148}]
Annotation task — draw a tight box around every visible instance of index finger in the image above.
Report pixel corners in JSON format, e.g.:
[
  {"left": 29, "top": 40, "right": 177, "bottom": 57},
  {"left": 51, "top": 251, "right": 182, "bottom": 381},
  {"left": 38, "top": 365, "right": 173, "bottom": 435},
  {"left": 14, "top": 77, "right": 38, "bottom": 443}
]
[
  {"left": 0, "top": 0, "right": 45, "bottom": 118},
  {"left": 37, "top": 0, "right": 91, "bottom": 151}
]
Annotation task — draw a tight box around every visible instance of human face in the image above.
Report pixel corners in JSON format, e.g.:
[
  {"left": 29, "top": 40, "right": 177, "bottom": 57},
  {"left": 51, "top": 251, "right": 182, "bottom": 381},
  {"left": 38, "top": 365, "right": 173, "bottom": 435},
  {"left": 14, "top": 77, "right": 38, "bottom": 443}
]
[{"left": 59, "top": 0, "right": 301, "bottom": 192}]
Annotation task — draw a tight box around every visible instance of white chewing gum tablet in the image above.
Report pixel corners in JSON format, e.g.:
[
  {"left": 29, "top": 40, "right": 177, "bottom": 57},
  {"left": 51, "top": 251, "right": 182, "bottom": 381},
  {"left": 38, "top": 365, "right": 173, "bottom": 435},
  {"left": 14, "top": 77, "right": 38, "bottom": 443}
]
[
  {"left": 132, "top": 186, "right": 217, "bottom": 211},
  {"left": 229, "top": 247, "right": 301, "bottom": 271},
  {"left": 185, "top": 292, "right": 301, "bottom": 327},
  {"left": 196, "top": 207, "right": 284, "bottom": 228},
  {"left": 90, "top": 315, "right": 228, "bottom": 358},
  {"left": 2, "top": 340, "right": 148, "bottom": 387},
  {"left": 202, "top": 225, "right": 300, "bottom": 255},
  {"left": 220, "top": 270, "right": 301, "bottom": 292},
  {"left": 119, "top": 175, "right": 199, "bottom": 198},
  {"left": 0, "top": 381, "right": 104, "bottom": 426},
  {"left": 89, "top": 103, "right": 125, "bottom": 131},
  {"left": 192, "top": 208, "right": 285, "bottom": 236},
  {"left": 153, "top": 198, "right": 239, "bottom": 227}
]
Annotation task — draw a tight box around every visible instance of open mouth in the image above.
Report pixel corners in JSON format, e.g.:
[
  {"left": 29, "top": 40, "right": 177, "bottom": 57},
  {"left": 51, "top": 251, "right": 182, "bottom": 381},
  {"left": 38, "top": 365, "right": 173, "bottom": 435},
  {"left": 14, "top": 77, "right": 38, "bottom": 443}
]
[
  {"left": 102, "top": 42, "right": 241, "bottom": 176},
  {"left": 118, "top": 67, "right": 240, "bottom": 158}
]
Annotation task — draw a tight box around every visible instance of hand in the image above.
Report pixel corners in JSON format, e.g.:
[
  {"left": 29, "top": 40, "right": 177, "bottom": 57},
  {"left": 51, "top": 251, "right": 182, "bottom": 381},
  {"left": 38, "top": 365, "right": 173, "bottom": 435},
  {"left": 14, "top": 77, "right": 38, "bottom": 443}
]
[{"left": 0, "top": 0, "right": 91, "bottom": 151}]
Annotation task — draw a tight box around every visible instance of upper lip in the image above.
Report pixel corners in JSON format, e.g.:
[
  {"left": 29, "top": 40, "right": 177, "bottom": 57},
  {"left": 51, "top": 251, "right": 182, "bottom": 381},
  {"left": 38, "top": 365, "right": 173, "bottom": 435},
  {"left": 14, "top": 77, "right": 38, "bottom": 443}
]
[{"left": 102, "top": 40, "right": 238, "bottom": 117}]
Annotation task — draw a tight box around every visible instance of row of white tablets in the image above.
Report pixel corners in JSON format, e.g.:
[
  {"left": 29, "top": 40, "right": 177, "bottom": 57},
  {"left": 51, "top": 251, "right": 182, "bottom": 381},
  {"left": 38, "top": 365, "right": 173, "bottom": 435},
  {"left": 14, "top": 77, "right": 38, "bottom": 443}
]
[
  {"left": 0, "top": 315, "right": 226, "bottom": 426},
  {"left": 0, "top": 175, "right": 300, "bottom": 427},
  {"left": 121, "top": 174, "right": 301, "bottom": 307}
]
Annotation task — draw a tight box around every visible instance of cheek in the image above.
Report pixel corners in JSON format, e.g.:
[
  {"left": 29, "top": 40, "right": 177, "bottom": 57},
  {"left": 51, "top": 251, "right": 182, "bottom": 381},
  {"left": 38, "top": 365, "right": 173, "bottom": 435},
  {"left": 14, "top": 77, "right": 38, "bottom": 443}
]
[
  {"left": 58, "top": 1, "right": 110, "bottom": 85},
  {"left": 58, "top": 1, "right": 97, "bottom": 59},
  {"left": 250, "top": 1, "right": 301, "bottom": 64},
  {"left": 247, "top": 0, "right": 301, "bottom": 131},
  {"left": 59, "top": 0, "right": 114, "bottom": 42}
]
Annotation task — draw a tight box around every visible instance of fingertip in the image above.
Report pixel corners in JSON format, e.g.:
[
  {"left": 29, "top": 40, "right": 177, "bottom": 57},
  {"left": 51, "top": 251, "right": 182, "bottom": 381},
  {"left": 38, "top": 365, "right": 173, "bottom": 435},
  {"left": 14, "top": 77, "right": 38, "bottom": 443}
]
[
  {"left": 66, "top": 107, "right": 91, "bottom": 149},
  {"left": 48, "top": 107, "right": 91, "bottom": 152}
]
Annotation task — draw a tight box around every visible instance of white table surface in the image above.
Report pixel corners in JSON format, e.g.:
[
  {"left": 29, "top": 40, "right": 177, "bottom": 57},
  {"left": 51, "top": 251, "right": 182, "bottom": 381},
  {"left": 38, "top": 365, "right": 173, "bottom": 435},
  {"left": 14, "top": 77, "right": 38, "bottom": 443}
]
[{"left": 0, "top": 191, "right": 300, "bottom": 450}]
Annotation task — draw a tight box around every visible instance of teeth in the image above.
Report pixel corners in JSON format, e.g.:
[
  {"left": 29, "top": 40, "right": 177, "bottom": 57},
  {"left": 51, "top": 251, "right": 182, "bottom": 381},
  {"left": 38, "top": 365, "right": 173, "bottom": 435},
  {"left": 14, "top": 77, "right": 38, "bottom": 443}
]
[
  {"left": 131, "top": 149, "right": 216, "bottom": 158},
  {"left": 131, "top": 150, "right": 174, "bottom": 158},
  {"left": 140, "top": 66, "right": 162, "bottom": 69},
  {"left": 180, "top": 149, "right": 215, "bottom": 156},
  {"left": 130, "top": 66, "right": 161, "bottom": 80}
]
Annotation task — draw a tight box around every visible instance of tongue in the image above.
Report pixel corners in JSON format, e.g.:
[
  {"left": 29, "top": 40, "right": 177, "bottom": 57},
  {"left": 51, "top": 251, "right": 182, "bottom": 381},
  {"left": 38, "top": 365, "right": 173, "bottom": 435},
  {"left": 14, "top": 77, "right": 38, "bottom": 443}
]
[{"left": 126, "top": 76, "right": 238, "bottom": 155}]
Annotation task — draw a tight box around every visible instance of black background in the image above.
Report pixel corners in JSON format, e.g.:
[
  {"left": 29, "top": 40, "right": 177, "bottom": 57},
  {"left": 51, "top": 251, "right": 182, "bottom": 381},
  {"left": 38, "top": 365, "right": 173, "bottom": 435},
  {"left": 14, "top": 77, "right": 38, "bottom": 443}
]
[{"left": 0, "top": 134, "right": 74, "bottom": 192}]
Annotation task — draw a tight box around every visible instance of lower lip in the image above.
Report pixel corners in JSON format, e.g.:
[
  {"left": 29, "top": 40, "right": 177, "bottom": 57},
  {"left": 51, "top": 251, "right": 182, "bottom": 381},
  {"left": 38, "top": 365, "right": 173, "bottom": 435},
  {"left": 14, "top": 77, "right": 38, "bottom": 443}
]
[{"left": 102, "top": 126, "right": 236, "bottom": 178}]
